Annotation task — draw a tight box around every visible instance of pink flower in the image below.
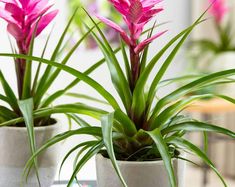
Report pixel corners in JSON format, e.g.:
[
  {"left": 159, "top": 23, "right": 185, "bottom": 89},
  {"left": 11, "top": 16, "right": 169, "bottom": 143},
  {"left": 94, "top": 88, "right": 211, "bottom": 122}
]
[
  {"left": 97, "top": 0, "right": 166, "bottom": 54},
  {"left": 209, "top": 0, "right": 228, "bottom": 23},
  {"left": 0, "top": 0, "right": 58, "bottom": 53}
]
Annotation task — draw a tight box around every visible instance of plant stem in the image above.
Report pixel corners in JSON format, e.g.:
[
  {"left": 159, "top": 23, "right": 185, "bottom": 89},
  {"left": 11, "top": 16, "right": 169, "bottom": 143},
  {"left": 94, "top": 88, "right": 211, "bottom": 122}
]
[
  {"left": 130, "top": 45, "right": 140, "bottom": 91},
  {"left": 15, "top": 42, "right": 27, "bottom": 99},
  {"left": 130, "top": 43, "right": 142, "bottom": 127}
]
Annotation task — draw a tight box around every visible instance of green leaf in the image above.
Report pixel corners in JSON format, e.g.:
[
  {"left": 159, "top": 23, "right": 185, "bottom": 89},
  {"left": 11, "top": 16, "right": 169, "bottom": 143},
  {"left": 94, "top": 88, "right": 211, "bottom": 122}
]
[
  {"left": 168, "top": 137, "right": 227, "bottom": 186},
  {"left": 151, "top": 69, "right": 235, "bottom": 122},
  {"left": 203, "top": 132, "right": 208, "bottom": 153},
  {"left": 18, "top": 98, "right": 40, "bottom": 186},
  {"left": 34, "top": 24, "right": 96, "bottom": 108},
  {"left": 23, "top": 127, "right": 103, "bottom": 179},
  {"left": 120, "top": 39, "right": 131, "bottom": 84},
  {"left": 132, "top": 18, "right": 206, "bottom": 121},
  {"left": 0, "top": 70, "right": 19, "bottom": 112},
  {"left": 32, "top": 25, "right": 54, "bottom": 95},
  {"left": 35, "top": 8, "right": 79, "bottom": 102},
  {"left": 83, "top": 10, "right": 132, "bottom": 112},
  {"left": 67, "top": 141, "right": 103, "bottom": 187},
  {"left": 65, "top": 92, "right": 109, "bottom": 105},
  {"left": 58, "top": 140, "right": 98, "bottom": 180},
  {"left": 101, "top": 113, "right": 127, "bottom": 187},
  {"left": 0, "top": 94, "right": 18, "bottom": 111},
  {"left": 150, "top": 94, "right": 213, "bottom": 129},
  {"left": 22, "top": 16, "right": 41, "bottom": 99},
  {"left": 66, "top": 114, "right": 91, "bottom": 128},
  {"left": 114, "top": 109, "right": 137, "bottom": 137},
  {"left": 0, "top": 103, "right": 107, "bottom": 127},
  {"left": 162, "top": 121, "right": 235, "bottom": 138},
  {"left": 0, "top": 53, "right": 120, "bottom": 110},
  {"left": 0, "top": 106, "right": 18, "bottom": 122},
  {"left": 145, "top": 129, "right": 176, "bottom": 187},
  {"left": 140, "top": 22, "right": 156, "bottom": 73},
  {"left": 40, "top": 47, "right": 120, "bottom": 108}
]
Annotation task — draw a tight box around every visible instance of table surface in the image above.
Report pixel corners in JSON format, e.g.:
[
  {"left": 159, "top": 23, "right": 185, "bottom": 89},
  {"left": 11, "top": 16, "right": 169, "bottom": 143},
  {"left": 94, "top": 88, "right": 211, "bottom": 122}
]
[
  {"left": 185, "top": 98, "right": 235, "bottom": 113},
  {"left": 52, "top": 181, "right": 97, "bottom": 187}
]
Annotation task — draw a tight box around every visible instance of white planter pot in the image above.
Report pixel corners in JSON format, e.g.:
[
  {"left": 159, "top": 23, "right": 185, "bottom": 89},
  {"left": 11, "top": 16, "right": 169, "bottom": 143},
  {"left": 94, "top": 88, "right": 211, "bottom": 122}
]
[
  {"left": 0, "top": 121, "right": 63, "bottom": 187},
  {"left": 208, "top": 52, "right": 235, "bottom": 96},
  {"left": 96, "top": 154, "right": 185, "bottom": 187}
]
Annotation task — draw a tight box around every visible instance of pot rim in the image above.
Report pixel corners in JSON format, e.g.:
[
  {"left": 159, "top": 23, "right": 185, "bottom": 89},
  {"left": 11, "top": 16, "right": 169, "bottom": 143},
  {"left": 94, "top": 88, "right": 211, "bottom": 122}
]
[
  {"left": 96, "top": 153, "right": 178, "bottom": 165},
  {"left": 0, "top": 119, "right": 61, "bottom": 132}
]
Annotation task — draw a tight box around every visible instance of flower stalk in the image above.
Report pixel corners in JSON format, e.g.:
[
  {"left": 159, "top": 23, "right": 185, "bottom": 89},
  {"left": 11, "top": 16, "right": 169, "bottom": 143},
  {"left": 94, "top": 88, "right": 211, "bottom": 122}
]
[{"left": 130, "top": 44, "right": 140, "bottom": 90}]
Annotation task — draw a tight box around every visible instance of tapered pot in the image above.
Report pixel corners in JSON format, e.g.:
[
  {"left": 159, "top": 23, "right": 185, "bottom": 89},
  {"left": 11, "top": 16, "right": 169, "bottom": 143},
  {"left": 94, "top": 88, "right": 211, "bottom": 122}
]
[
  {"left": 96, "top": 154, "right": 185, "bottom": 187},
  {"left": 206, "top": 52, "right": 235, "bottom": 96},
  {"left": 0, "top": 121, "right": 63, "bottom": 187}
]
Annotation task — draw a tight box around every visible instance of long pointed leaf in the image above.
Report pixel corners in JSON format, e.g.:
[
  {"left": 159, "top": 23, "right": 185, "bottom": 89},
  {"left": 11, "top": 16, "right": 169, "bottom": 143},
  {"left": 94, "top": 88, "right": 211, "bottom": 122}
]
[
  {"left": 67, "top": 141, "right": 103, "bottom": 187},
  {"left": 58, "top": 141, "right": 98, "bottom": 179},
  {"left": 23, "top": 127, "right": 103, "bottom": 179},
  {"left": 22, "top": 16, "right": 41, "bottom": 99},
  {"left": 84, "top": 10, "right": 132, "bottom": 112},
  {"left": 101, "top": 113, "right": 127, "bottom": 187},
  {"left": 168, "top": 137, "right": 227, "bottom": 186},
  {"left": 132, "top": 18, "right": 206, "bottom": 120},
  {"left": 162, "top": 121, "right": 235, "bottom": 138},
  {"left": 145, "top": 129, "right": 176, "bottom": 187},
  {"left": 36, "top": 8, "right": 79, "bottom": 99},
  {"left": 0, "top": 70, "right": 19, "bottom": 112},
  {"left": 0, "top": 53, "right": 120, "bottom": 110},
  {"left": 34, "top": 24, "right": 96, "bottom": 107},
  {"left": 152, "top": 69, "right": 235, "bottom": 121},
  {"left": 40, "top": 48, "right": 120, "bottom": 107},
  {"left": 18, "top": 98, "right": 40, "bottom": 186}
]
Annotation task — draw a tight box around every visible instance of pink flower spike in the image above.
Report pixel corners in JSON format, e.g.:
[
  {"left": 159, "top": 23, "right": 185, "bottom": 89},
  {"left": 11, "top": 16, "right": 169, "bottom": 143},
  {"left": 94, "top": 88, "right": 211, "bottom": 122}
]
[
  {"left": 0, "top": 7, "right": 18, "bottom": 24},
  {"left": 27, "top": 9, "right": 58, "bottom": 45},
  {"left": 98, "top": 0, "right": 164, "bottom": 49},
  {"left": 0, "top": 0, "right": 58, "bottom": 53},
  {"left": 209, "top": 0, "right": 229, "bottom": 23},
  {"left": 134, "top": 30, "right": 167, "bottom": 53},
  {"left": 96, "top": 15, "right": 131, "bottom": 45},
  {"left": 7, "top": 23, "right": 24, "bottom": 41}
]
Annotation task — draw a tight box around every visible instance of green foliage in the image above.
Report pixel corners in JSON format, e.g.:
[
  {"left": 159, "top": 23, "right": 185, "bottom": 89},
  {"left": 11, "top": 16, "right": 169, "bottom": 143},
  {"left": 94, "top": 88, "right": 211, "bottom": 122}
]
[
  {"left": 0, "top": 8, "right": 116, "bottom": 186},
  {"left": 1, "top": 5, "right": 235, "bottom": 187},
  {"left": 15, "top": 6, "right": 234, "bottom": 187}
]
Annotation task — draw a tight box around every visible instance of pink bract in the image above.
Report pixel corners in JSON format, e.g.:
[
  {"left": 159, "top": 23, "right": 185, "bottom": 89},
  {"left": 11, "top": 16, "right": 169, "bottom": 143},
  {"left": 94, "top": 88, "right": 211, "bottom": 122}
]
[
  {"left": 97, "top": 0, "right": 165, "bottom": 53},
  {"left": 209, "top": 0, "right": 228, "bottom": 23},
  {"left": 0, "top": 0, "right": 58, "bottom": 53}
]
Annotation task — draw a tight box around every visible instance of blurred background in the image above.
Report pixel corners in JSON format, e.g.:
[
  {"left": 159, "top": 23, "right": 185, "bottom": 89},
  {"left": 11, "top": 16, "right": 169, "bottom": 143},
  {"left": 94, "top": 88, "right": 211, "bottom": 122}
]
[{"left": 0, "top": 0, "right": 234, "bottom": 186}]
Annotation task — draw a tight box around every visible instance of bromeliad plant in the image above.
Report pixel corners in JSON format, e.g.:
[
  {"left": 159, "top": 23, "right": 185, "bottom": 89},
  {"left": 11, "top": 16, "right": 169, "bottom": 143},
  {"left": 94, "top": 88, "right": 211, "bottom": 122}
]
[
  {"left": 189, "top": 0, "right": 235, "bottom": 59},
  {"left": 13, "top": 1, "right": 235, "bottom": 187},
  {"left": 0, "top": 0, "right": 118, "bottom": 185}
]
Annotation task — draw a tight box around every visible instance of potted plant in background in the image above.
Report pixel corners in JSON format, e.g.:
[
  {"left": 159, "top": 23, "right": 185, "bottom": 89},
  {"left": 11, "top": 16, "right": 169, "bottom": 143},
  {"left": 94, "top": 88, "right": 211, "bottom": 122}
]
[
  {"left": 0, "top": 0, "right": 110, "bottom": 186},
  {"left": 19, "top": 1, "right": 235, "bottom": 187},
  {"left": 0, "top": 0, "right": 60, "bottom": 186},
  {"left": 188, "top": 0, "right": 235, "bottom": 96}
]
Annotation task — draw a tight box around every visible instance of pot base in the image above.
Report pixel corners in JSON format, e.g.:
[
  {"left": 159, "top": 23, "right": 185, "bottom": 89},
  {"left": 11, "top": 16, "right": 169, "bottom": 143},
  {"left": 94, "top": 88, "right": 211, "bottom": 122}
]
[
  {"left": 0, "top": 122, "right": 63, "bottom": 187},
  {"left": 96, "top": 154, "right": 185, "bottom": 187}
]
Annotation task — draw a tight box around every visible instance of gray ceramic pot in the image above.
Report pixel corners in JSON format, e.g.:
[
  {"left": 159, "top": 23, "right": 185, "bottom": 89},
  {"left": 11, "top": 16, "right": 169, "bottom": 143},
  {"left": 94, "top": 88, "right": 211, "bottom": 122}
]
[
  {"left": 96, "top": 154, "right": 185, "bottom": 187},
  {"left": 0, "top": 121, "right": 63, "bottom": 187}
]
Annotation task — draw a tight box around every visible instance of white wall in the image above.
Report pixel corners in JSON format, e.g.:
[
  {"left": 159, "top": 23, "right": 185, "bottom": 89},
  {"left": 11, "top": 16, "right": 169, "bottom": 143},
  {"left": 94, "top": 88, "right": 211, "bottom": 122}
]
[{"left": 0, "top": 0, "right": 191, "bottom": 180}]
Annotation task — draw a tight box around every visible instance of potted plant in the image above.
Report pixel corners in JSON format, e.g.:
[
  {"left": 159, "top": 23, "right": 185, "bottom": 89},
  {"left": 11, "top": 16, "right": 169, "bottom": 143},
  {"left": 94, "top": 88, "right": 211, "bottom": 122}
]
[
  {"left": 0, "top": 0, "right": 109, "bottom": 186},
  {"left": 188, "top": 0, "right": 235, "bottom": 96},
  {"left": 4, "top": 1, "right": 235, "bottom": 187}
]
